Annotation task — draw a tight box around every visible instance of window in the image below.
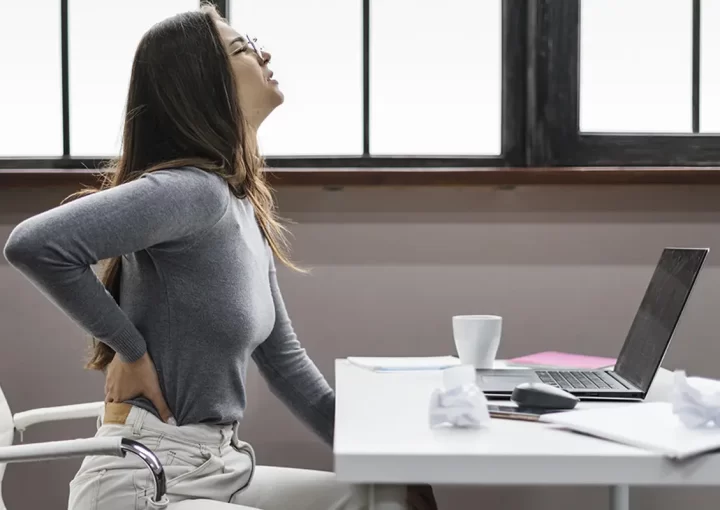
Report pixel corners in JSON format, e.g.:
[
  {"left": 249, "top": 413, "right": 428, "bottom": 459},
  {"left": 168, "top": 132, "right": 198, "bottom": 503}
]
[
  {"left": 69, "top": 0, "right": 198, "bottom": 156},
  {"left": 370, "top": 0, "right": 502, "bottom": 156},
  {"left": 3, "top": 0, "right": 718, "bottom": 184},
  {"left": 230, "top": 0, "right": 363, "bottom": 156},
  {"left": 530, "top": 0, "right": 720, "bottom": 166},
  {"left": 580, "top": 0, "right": 692, "bottom": 134},
  {"left": 231, "top": 0, "right": 503, "bottom": 158},
  {"left": 0, "top": 0, "right": 63, "bottom": 157},
  {"left": 0, "top": 0, "right": 519, "bottom": 170},
  {"left": 700, "top": 0, "right": 720, "bottom": 133}
]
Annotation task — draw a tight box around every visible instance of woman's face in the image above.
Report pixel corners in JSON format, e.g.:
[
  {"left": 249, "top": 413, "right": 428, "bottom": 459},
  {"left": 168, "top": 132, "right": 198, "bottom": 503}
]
[{"left": 215, "top": 21, "right": 283, "bottom": 129}]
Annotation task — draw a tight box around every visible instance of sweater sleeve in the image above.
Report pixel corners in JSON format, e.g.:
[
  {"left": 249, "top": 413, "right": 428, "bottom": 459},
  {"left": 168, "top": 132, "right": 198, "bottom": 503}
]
[
  {"left": 251, "top": 256, "right": 336, "bottom": 446},
  {"left": 3, "top": 167, "right": 229, "bottom": 362}
]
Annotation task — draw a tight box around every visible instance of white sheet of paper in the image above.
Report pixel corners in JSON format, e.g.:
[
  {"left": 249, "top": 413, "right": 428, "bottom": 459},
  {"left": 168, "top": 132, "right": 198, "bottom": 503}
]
[
  {"left": 346, "top": 356, "right": 461, "bottom": 372},
  {"left": 541, "top": 402, "right": 720, "bottom": 460}
]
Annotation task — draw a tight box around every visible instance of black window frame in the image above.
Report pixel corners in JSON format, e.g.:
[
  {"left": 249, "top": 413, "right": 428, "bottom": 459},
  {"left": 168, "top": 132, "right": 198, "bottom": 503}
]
[
  {"left": 4, "top": 0, "right": 719, "bottom": 176},
  {"left": 529, "top": 0, "right": 720, "bottom": 167},
  {"left": 0, "top": 0, "right": 527, "bottom": 170}
]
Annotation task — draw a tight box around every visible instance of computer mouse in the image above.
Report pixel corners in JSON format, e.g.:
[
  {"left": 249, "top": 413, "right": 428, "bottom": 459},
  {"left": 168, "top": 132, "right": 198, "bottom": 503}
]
[{"left": 511, "top": 382, "right": 579, "bottom": 410}]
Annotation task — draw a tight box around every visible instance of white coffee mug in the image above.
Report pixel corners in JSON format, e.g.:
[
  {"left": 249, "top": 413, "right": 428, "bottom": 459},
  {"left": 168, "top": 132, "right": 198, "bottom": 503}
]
[{"left": 452, "top": 315, "right": 502, "bottom": 369}]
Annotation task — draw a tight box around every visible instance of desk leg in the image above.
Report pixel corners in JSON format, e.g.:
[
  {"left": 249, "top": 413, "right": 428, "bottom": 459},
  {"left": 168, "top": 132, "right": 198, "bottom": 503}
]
[
  {"left": 367, "top": 484, "right": 406, "bottom": 510},
  {"left": 610, "top": 485, "right": 629, "bottom": 510}
]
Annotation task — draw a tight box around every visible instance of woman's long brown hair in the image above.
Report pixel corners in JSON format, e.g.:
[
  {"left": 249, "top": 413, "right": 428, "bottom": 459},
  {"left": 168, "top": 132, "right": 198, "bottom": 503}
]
[{"left": 65, "top": 4, "right": 299, "bottom": 371}]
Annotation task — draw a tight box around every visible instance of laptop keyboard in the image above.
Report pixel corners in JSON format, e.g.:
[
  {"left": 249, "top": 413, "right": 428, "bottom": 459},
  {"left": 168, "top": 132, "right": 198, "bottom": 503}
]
[{"left": 536, "top": 370, "right": 626, "bottom": 390}]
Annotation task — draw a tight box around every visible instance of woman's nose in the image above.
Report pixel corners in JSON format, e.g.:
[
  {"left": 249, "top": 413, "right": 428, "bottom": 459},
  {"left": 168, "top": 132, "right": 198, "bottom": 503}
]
[{"left": 260, "top": 49, "right": 271, "bottom": 64}]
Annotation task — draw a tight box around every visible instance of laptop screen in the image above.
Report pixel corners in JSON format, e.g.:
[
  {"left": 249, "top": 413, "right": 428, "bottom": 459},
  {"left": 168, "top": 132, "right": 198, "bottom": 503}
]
[{"left": 614, "top": 248, "right": 708, "bottom": 392}]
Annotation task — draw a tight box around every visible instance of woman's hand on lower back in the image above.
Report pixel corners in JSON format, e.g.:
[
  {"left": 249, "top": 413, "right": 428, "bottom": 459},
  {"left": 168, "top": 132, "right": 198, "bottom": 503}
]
[{"left": 105, "top": 352, "right": 176, "bottom": 425}]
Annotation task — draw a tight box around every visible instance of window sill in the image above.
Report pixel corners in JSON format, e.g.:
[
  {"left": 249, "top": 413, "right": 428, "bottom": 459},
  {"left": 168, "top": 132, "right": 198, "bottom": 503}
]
[{"left": 3, "top": 167, "right": 720, "bottom": 188}]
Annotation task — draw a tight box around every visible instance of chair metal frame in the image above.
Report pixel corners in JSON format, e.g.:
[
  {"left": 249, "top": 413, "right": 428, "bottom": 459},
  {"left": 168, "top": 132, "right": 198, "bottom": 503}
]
[{"left": 0, "top": 393, "right": 167, "bottom": 508}]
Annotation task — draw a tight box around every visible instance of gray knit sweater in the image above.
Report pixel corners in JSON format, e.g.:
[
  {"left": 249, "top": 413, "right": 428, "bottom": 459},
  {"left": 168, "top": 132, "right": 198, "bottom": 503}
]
[{"left": 3, "top": 167, "right": 334, "bottom": 444}]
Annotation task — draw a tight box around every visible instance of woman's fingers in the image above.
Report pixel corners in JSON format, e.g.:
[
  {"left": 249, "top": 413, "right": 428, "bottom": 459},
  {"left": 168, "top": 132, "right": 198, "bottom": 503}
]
[
  {"left": 103, "top": 352, "right": 176, "bottom": 425},
  {"left": 146, "top": 386, "right": 176, "bottom": 425}
]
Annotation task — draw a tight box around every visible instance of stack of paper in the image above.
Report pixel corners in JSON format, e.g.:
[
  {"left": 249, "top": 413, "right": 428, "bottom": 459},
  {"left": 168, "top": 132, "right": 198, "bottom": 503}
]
[{"left": 346, "top": 356, "right": 461, "bottom": 372}]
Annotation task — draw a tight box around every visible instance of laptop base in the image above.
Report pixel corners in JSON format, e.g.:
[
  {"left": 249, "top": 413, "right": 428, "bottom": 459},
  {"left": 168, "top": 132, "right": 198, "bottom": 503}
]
[{"left": 476, "top": 369, "right": 644, "bottom": 400}]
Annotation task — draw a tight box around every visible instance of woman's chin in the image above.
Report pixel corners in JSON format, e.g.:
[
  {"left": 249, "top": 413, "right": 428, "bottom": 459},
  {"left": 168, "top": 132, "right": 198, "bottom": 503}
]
[{"left": 270, "top": 85, "right": 285, "bottom": 105}]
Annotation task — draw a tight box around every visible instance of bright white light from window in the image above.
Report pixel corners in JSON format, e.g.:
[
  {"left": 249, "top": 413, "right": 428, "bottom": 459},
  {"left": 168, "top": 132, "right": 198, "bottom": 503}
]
[
  {"left": 370, "top": 0, "right": 502, "bottom": 155},
  {"left": 69, "top": 0, "right": 198, "bottom": 156},
  {"left": 0, "top": 0, "right": 63, "bottom": 157},
  {"left": 700, "top": 0, "right": 720, "bottom": 132},
  {"left": 231, "top": 0, "right": 363, "bottom": 156},
  {"left": 580, "top": 0, "right": 692, "bottom": 133}
]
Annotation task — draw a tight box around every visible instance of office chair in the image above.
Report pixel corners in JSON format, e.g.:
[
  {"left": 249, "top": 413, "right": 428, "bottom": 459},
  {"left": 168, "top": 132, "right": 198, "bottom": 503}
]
[{"left": 0, "top": 384, "right": 167, "bottom": 509}]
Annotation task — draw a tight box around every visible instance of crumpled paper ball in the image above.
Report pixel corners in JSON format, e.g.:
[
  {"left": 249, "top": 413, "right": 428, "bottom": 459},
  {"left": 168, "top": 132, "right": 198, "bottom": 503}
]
[
  {"left": 429, "top": 365, "right": 491, "bottom": 429},
  {"left": 671, "top": 370, "right": 720, "bottom": 429}
]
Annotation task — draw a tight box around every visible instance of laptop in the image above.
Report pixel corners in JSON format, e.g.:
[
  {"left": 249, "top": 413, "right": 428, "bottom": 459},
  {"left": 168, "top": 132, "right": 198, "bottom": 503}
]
[{"left": 476, "top": 247, "right": 709, "bottom": 401}]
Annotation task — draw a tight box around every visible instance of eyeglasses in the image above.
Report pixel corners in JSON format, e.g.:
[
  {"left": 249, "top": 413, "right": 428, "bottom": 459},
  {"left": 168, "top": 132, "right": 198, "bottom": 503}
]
[{"left": 245, "top": 35, "right": 266, "bottom": 62}]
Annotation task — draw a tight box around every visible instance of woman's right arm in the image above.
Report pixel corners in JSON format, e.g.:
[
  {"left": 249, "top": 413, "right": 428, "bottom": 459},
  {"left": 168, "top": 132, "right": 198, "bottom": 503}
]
[{"left": 3, "top": 167, "right": 228, "bottom": 362}]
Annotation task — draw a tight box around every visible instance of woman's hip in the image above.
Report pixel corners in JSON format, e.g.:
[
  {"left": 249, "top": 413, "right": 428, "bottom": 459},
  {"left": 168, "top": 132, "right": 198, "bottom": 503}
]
[{"left": 68, "top": 404, "right": 254, "bottom": 510}]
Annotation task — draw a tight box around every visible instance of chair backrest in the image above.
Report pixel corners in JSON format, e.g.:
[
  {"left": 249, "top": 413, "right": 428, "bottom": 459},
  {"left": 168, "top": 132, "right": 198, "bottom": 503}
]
[{"left": 0, "top": 384, "right": 14, "bottom": 510}]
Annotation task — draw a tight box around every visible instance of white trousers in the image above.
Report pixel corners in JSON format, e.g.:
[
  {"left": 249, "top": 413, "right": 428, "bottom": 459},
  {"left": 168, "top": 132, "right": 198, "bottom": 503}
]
[{"left": 68, "top": 404, "right": 408, "bottom": 510}]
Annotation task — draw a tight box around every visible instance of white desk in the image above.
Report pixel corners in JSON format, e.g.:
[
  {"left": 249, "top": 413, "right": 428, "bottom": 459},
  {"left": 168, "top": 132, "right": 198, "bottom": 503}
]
[{"left": 333, "top": 361, "right": 720, "bottom": 510}]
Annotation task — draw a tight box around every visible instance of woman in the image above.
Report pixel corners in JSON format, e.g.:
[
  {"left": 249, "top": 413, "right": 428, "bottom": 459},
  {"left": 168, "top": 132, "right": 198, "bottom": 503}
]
[{"left": 3, "top": 4, "right": 436, "bottom": 510}]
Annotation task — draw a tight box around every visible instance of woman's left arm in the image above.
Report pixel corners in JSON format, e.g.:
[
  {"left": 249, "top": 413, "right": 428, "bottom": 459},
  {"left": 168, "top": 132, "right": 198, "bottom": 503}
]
[
  {"left": 251, "top": 258, "right": 335, "bottom": 446},
  {"left": 253, "top": 257, "right": 439, "bottom": 509}
]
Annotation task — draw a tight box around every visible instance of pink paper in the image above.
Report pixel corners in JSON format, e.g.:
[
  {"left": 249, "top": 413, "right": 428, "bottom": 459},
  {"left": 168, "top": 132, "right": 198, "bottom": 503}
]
[{"left": 508, "top": 351, "right": 616, "bottom": 369}]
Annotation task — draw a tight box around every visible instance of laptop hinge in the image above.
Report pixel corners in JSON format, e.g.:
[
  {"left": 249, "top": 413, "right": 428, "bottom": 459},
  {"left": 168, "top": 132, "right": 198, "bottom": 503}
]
[{"left": 607, "top": 371, "right": 638, "bottom": 391}]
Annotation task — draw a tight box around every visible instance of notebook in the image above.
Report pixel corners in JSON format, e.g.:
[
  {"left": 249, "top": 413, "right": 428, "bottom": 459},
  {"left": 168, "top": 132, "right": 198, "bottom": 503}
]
[
  {"left": 346, "top": 356, "right": 461, "bottom": 372},
  {"left": 540, "top": 402, "right": 720, "bottom": 460},
  {"left": 506, "top": 351, "right": 616, "bottom": 370}
]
